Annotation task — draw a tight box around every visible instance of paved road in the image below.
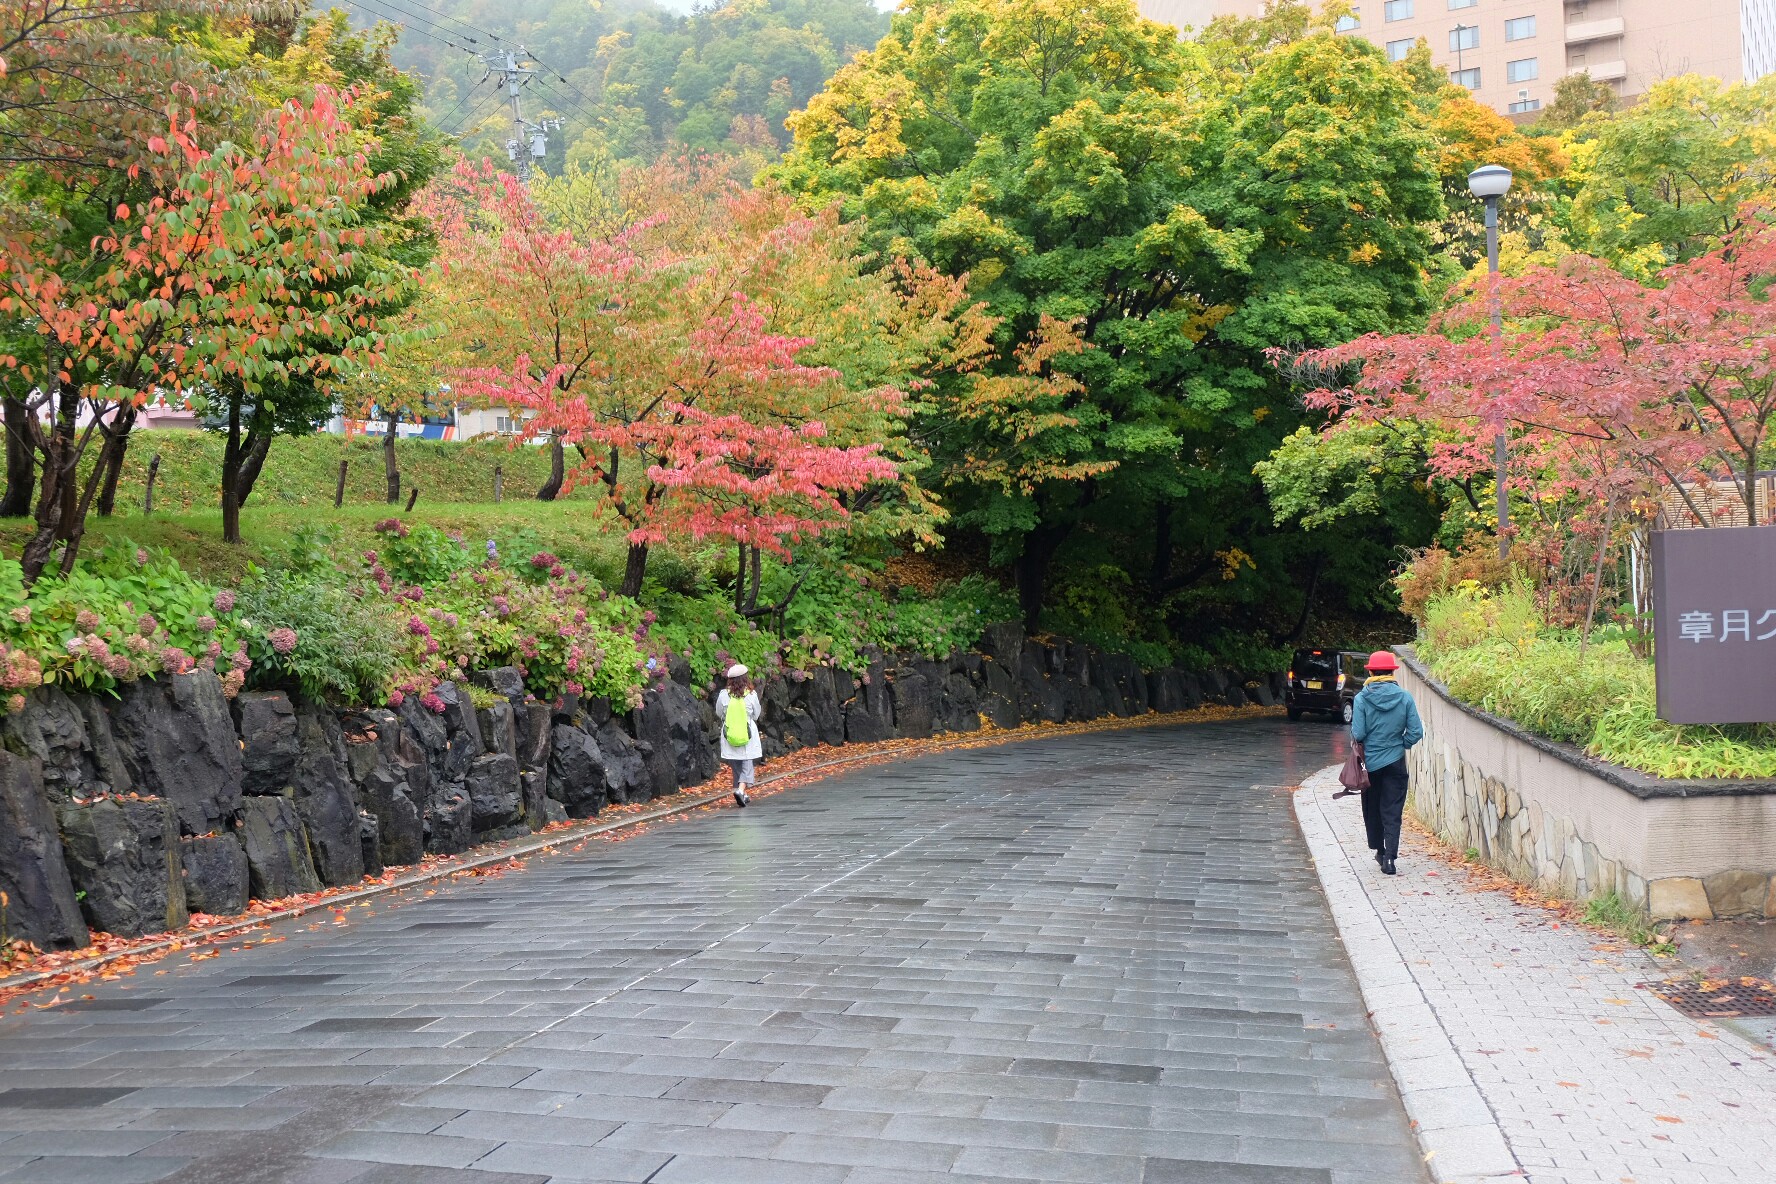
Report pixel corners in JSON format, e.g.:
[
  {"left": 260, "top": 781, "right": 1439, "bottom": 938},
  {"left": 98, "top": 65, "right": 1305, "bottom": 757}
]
[{"left": 0, "top": 719, "right": 1425, "bottom": 1184}]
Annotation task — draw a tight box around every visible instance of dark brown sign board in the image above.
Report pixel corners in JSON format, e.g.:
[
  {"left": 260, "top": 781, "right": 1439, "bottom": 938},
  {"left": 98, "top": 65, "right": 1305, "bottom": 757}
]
[{"left": 1652, "top": 524, "right": 1776, "bottom": 725}]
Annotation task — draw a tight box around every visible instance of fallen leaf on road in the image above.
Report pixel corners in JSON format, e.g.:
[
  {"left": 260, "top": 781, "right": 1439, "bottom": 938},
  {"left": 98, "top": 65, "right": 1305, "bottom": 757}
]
[{"left": 1654, "top": 1115, "right": 1682, "bottom": 1124}]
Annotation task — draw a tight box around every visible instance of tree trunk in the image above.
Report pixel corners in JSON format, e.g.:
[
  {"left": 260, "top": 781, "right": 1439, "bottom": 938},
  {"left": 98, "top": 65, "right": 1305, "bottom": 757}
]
[
  {"left": 235, "top": 427, "right": 273, "bottom": 508},
  {"left": 94, "top": 406, "right": 136, "bottom": 518},
  {"left": 733, "top": 540, "right": 747, "bottom": 612},
  {"left": 1, "top": 395, "right": 37, "bottom": 518},
  {"left": 619, "top": 541, "right": 649, "bottom": 599},
  {"left": 1149, "top": 503, "right": 1173, "bottom": 592},
  {"left": 536, "top": 434, "right": 565, "bottom": 501},
  {"left": 1015, "top": 525, "right": 1067, "bottom": 635},
  {"left": 221, "top": 395, "right": 244, "bottom": 545},
  {"left": 1285, "top": 554, "right": 1325, "bottom": 644},
  {"left": 383, "top": 410, "right": 400, "bottom": 504},
  {"left": 19, "top": 377, "right": 82, "bottom": 585}
]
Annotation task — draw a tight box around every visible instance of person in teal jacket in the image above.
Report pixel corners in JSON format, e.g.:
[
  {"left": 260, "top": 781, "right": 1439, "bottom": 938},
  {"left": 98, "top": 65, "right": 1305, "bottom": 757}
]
[{"left": 1349, "top": 650, "right": 1423, "bottom": 876}]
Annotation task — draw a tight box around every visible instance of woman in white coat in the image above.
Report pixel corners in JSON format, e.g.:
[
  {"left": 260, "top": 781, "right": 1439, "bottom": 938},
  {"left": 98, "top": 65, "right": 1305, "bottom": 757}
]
[{"left": 714, "top": 663, "right": 762, "bottom": 807}]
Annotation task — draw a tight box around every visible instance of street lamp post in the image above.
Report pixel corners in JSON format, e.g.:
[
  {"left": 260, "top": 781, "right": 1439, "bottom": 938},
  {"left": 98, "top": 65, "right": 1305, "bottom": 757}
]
[{"left": 1468, "top": 163, "right": 1513, "bottom": 560}]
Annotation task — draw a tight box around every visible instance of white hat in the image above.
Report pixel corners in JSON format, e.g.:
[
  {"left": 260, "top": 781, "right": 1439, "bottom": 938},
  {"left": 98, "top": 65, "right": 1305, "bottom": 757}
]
[{"left": 727, "top": 664, "right": 749, "bottom": 678}]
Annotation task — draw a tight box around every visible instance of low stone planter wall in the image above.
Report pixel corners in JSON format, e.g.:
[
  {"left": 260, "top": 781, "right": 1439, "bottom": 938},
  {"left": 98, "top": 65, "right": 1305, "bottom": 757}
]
[
  {"left": 0, "top": 621, "right": 1282, "bottom": 951},
  {"left": 1398, "top": 649, "right": 1776, "bottom": 921}
]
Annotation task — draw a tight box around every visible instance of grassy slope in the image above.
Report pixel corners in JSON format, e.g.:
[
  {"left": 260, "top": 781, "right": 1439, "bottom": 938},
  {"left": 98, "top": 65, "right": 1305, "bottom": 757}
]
[{"left": 103, "top": 431, "right": 585, "bottom": 514}]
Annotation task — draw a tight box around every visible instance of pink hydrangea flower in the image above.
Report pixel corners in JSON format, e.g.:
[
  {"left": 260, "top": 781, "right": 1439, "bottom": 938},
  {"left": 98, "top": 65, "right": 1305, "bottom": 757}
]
[
  {"left": 387, "top": 689, "right": 406, "bottom": 707},
  {"left": 420, "top": 692, "right": 447, "bottom": 714},
  {"left": 408, "top": 617, "right": 430, "bottom": 637},
  {"left": 220, "top": 668, "right": 245, "bottom": 697},
  {"left": 74, "top": 609, "right": 101, "bottom": 632},
  {"left": 268, "top": 628, "right": 297, "bottom": 655},
  {"left": 6, "top": 694, "right": 25, "bottom": 714},
  {"left": 134, "top": 548, "right": 149, "bottom": 566},
  {"left": 136, "top": 613, "right": 157, "bottom": 636},
  {"left": 9, "top": 606, "right": 30, "bottom": 624},
  {"left": 196, "top": 615, "right": 217, "bottom": 632},
  {"left": 214, "top": 590, "right": 236, "bottom": 614}
]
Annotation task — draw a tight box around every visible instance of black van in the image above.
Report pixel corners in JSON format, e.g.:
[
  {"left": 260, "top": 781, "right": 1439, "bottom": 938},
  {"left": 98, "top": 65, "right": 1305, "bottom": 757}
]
[{"left": 1285, "top": 649, "right": 1367, "bottom": 723}]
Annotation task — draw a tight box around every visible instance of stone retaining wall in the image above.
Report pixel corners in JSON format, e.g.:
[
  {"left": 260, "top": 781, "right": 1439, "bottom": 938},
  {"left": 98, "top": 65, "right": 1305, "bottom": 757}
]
[
  {"left": 0, "top": 623, "right": 1281, "bottom": 951},
  {"left": 1398, "top": 649, "right": 1776, "bottom": 921}
]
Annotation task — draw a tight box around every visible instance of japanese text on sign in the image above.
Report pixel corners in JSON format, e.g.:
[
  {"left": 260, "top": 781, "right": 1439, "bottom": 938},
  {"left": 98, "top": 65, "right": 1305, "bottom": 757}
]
[{"left": 1677, "top": 610, "right": 1776, "bottom": 643}]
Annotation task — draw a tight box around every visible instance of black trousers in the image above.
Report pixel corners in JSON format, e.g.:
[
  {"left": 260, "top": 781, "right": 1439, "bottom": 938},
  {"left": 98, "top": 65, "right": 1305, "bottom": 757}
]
[{"left": 1362, "top": 758, "right": 1410, "bottom": 860}]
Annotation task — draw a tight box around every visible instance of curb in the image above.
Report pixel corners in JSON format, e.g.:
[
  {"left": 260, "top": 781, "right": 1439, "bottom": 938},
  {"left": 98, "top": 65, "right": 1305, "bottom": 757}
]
[
  {"left": 2, "top": 705, "right": 1276, "bottom": 998},
  {"left": 1294, "top": 765, "right": 1524, "bottom": 1184}
]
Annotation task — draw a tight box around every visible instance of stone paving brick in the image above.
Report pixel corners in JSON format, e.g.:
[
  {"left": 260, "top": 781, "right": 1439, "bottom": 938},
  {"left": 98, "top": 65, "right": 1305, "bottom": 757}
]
[
  {"left": 1298, "top": 764, "right": 1776, "bottom": 1184},
  {"left": 0, "top": 721, "right": 1422, "bottom": 1183}
]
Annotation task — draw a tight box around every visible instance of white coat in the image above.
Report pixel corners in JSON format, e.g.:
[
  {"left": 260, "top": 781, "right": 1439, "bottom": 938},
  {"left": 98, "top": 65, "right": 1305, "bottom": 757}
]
[{"left": 714, "top": 688, "right": 763, "bottom": 761}]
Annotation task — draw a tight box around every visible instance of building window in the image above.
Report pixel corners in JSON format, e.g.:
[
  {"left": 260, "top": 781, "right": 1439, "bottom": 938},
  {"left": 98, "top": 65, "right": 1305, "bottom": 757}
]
[
  {"left": 1508, "top": 97, "right": 1543, "bottom": 113},
  {"left": 1384, "top": 0, "right": 1414, "bottom": 21},
  {"left": 1387, "top": 37, "right": 1415, "bottom": 60},
  {"left": 1336, "top": 9, "right": 1361, "bottom": 31},
  {"left": 1505, "top": 15, "right": 1536, "bottom": 40},
  {"left": 496, "top": 414, "right": 528, "bottom": 435},
  {"left": 1506, "top": 57, "right": 1539, "bottom": 81},
  {"left": 1452, "top": 66, "right": 1481, "bottom": 88},
  {"left": 1448, "top": 0, "right": 1477, "bottom": 7},
  {"left": 1450, "top": 25, "right": 1480, "bottom": 50}
]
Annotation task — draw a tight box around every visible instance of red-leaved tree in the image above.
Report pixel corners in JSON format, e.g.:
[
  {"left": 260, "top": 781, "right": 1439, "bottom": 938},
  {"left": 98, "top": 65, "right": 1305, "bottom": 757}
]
[
  {"left": 0, "top": 89, "right": 403, "bottom": 577},
  {"left": 432, "top": 158, "right": 933, "bottom": 599},
  {"left": 1301, "top": 213, "right": 1776, "bottom": 535}
]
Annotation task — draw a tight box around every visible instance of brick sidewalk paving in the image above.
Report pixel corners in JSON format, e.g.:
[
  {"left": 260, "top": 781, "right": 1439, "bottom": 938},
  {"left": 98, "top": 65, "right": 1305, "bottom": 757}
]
[{"left": 1296, "top": 765, "right": 1776, "bottom": 1184}]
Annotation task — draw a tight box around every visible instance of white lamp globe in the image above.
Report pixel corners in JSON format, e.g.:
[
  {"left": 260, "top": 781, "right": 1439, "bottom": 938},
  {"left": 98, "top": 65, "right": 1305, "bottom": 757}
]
[{"left": 1467, "top": 164, "right": 1514, "bottom": 200}]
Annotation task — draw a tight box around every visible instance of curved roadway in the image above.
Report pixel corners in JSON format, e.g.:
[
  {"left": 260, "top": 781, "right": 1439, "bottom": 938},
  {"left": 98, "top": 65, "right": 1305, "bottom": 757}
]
[{"left": 0, "top": 718, "right": 1424, "bottom": 1184}]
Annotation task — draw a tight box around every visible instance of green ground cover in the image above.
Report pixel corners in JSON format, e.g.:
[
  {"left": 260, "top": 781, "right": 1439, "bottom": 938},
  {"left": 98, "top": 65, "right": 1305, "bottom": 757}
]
[
  {"left": 97, "top": 432, "right": 575, "bottom": 515},
  {"left": 1416, "top": 584, "right": 1776, "bottom": 781}
]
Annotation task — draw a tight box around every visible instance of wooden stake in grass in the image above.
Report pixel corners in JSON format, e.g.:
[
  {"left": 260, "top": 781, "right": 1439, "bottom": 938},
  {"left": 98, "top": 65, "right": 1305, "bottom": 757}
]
[
  {"left": 334, "top": 459, "right": 348, "bottom": 508},
  {"left": 143, "top": 454, "right": 160, "bottom": 515},
  {"left": 494, "top": 465, "right": 502, "bottom": 504},
  {"left": 404, "top": 487, "right": 419, "bottom": 513}
]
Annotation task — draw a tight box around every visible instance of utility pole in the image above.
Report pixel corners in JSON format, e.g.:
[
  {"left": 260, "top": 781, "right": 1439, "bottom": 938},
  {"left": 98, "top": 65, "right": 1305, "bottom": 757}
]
[{"left": 482, "top": 47, "right": 562, "bottom": 182}]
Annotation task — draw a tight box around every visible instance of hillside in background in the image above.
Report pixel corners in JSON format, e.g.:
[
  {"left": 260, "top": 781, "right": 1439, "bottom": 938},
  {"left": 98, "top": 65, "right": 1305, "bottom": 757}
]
[{"left": 346, "top": 0, "right": 888, "bottom": 166}]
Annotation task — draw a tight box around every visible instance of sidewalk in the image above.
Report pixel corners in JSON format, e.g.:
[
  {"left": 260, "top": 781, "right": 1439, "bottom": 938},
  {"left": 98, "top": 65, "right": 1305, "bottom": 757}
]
[{"left": 1296, "top": 765, "right": 1776, "bottom": 1184}]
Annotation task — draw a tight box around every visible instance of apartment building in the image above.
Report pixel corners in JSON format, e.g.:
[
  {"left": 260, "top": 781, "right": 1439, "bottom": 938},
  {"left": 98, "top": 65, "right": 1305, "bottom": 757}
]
[{"left": 1139, "top": 0, "right": 1772, "bottom": 116}]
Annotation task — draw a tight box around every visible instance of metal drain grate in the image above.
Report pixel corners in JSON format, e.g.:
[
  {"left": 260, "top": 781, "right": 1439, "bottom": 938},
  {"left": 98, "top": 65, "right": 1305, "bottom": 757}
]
[{"left": 1642, "top": 977, "right": 1776, "bottom": 1018}]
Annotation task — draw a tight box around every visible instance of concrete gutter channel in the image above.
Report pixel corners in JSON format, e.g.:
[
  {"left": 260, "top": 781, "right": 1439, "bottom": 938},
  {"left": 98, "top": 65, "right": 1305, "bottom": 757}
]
[{"left": 2, "top": 708, "right": 1267, "bottom": 998}]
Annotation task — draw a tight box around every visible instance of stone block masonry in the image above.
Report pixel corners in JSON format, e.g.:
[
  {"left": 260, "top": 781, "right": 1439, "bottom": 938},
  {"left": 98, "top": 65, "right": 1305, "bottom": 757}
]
[
  {"left": 0, "top": 630, "right": 1284, "bottom": 951},
  {"left": 1398, "top": 648, "right": 1776, "bottom": 920}
]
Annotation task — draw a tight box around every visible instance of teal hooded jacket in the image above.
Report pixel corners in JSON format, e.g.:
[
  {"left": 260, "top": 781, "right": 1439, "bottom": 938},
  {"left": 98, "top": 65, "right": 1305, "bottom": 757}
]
[{"left": 1350, "top": 676, "right": 1424, "bottom": 771}]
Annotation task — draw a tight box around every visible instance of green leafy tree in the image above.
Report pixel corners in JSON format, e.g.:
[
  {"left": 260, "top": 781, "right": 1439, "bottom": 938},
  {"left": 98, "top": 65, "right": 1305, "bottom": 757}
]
[
  {"left": 773, "top": 0, "right": 1443, "bottom": 631},
  {"left": 1566, "top": 74, "right": 1776, "bottom": 273}
]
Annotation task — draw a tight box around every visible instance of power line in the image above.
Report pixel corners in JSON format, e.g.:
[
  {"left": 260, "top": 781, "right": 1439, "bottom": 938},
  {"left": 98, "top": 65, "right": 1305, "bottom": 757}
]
[
  {"left": 445, "top": 86, "right": 507, "bottom": 138},
  {"left": 429, "top": 74, "right": 488, "bottom": 134},
  {"left": 368, "top": 0, "right": 507, "bottom": 45},
  {"left": 528, "top": 76, "right": 600, "bottom": 127},
  {"left": 340, "top": 0, "right": 478, "bottom": 55}
]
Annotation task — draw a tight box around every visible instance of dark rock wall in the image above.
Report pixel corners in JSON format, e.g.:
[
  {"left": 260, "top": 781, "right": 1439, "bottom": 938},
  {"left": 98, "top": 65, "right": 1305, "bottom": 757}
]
[{"left": 0, "top": 636, "right": 1280, "bottom": 949}]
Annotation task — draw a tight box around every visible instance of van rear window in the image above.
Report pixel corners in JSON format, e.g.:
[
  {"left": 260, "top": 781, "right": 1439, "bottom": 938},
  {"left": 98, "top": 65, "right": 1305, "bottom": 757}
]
[{"left": 1292, "top": 650, "right": 1337, "bottom": 680}]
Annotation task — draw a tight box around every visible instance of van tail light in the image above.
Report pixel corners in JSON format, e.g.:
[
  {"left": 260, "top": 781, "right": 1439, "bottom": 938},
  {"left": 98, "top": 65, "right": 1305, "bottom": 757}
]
[
  {"left": 1286, "top": 670, "right": 1294, "bottom": 683},
  {"left": 1337, "top": 672, "right": 1347, "bottom": 689}
]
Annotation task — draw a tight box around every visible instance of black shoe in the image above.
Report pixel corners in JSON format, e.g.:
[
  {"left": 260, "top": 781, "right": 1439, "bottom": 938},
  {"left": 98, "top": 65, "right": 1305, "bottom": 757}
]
[
  {"left": 1373, "top": 848, "right": 1385, "bottom": 866},
  {"left": 1381, "top": 857, "right": 1396, "bottom": 875}
]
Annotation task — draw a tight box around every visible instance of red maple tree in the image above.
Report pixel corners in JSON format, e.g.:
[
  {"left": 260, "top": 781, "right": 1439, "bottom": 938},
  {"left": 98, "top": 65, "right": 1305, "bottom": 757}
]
[
  {"left": 1301, "top": 213, "right": 1776, "bottom": 534},
  {"left": 0, "top": 89, "right": 404, "bottom": 577},
  {"left": 434, "top": 159, "right": 920, "bottom": 599}
]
